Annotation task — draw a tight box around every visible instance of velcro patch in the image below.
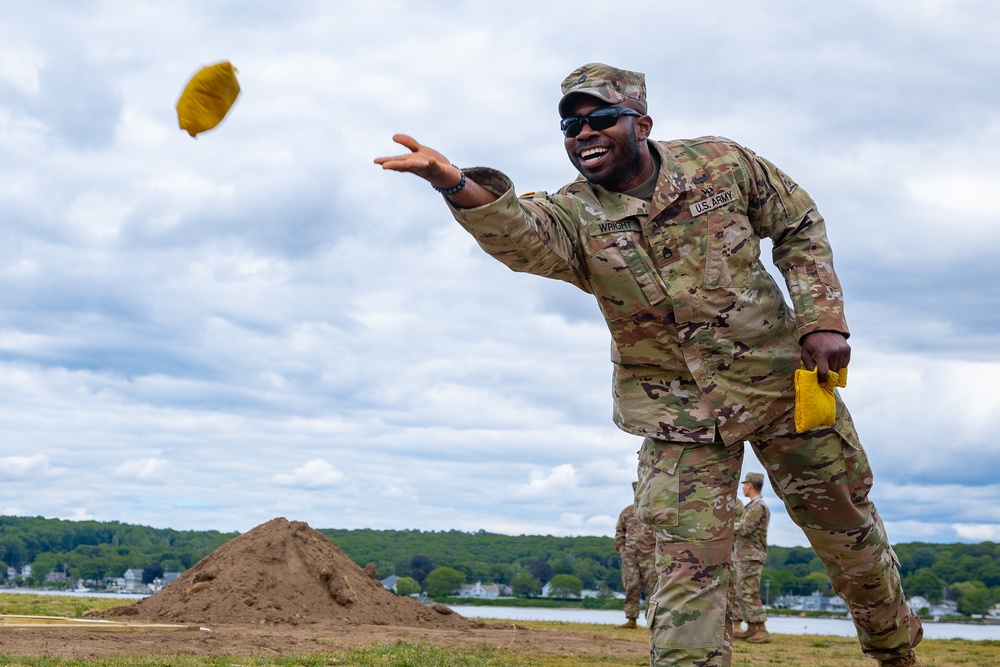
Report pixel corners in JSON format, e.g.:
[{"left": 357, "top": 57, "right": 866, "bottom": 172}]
[
  {"left": 689, "top": 187, "right": 736, "bottom": 216},
  {"left": 779, "top": 172, "right": 798, "bottom": 193},
  {"left": 588, "top": 218, "right": 643, "bottom": 235}
]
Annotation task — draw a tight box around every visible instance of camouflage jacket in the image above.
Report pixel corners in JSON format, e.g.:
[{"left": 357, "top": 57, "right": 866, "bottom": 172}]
[
  {"left": 614, "top": 504, "right": 657, "bottom": 558},
  {"left": 448, "top": 137, "right": 848, "bottom": 445},
  {"left": 733, "top": 496, "right": 770, "bottom": 562}
]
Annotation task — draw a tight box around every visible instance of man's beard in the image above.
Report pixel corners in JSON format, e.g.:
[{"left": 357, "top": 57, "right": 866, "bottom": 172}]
[{"left": 575, "top": 126, "right": 645, "bottom": 192}]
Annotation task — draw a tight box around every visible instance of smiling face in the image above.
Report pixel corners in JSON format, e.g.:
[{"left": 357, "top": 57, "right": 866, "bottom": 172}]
[{"left": 562, "top": 97, "right": 654, "bottom": 192}]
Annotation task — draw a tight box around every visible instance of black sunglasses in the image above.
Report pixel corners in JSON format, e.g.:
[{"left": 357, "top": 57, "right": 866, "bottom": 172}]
[{"left": 560, "top": 106, "right": 643, "bottom": 138}]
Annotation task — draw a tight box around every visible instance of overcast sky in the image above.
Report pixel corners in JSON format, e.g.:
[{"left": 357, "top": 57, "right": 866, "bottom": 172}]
[{"left": 1, "top": 0, "right": 998, "bottom": 549}]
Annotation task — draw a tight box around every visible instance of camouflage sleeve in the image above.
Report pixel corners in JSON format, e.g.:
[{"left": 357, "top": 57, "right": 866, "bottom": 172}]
[
  {"left": 447, "top": 168, "right": 592, "bottom": 293},
  {"left": 737, "top": 146, "right": 850, "bottom": 341},
  {"left": 734, "top": 501, "right": 765, "bottom": 537},
  {"left": 614, "top": 508, "right": 628, "bottom": 552}
]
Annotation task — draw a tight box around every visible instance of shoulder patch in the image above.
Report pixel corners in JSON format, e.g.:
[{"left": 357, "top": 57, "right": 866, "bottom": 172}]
[{"left": 777, "top": 170, "right": 798, "bottom": 193}]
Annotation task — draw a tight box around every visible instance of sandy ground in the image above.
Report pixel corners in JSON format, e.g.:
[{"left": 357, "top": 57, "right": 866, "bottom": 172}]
[{"left": 0, "top": 620, "right": 650, "bottom": 660}]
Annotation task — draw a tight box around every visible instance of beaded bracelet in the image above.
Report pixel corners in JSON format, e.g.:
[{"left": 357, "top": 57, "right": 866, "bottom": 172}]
[{"left": 432, "top": 166, "right": 467, "bottom": 196}]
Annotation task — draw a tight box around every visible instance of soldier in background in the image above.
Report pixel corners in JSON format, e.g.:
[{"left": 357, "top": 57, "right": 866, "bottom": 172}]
[
  {"left": 375, "top": 62, "right": 923, "bottom": 667},
  {"left": 730, "top": 494, "right": 745, "bottom": 633},
  {"left": 615, "top": 485, "right": 658, "bottom": 629},
  {"left": 732, "top": 472, "right": 771, "bottom": 643}
]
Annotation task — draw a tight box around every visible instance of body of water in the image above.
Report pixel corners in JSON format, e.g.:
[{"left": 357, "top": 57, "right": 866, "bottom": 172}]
[
  {"left": 4, "top": 590, "right": 996, "bottom": 641},
  {"left": 1, "top": 588, "right": 146, "bottom": 600},
  {"left": 447, "top": 605, "right": 1000, "bottom": 642}
]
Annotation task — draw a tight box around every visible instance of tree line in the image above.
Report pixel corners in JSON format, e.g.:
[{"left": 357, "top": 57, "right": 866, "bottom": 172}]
[
  {"left": 1, "top": 516, "right": 997, "bottom": 614},
  {"left": 0, "top": 516, "right": 235, "bottom": 587}
]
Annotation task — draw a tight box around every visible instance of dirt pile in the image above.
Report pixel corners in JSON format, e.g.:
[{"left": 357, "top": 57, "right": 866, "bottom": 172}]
[{"left": 99, "top": 517, "right": 471, "bottom": 629}]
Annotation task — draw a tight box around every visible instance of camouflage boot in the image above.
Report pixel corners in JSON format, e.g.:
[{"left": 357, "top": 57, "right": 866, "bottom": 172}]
[
  {"left": 877, "top": 652, "right": 924, "bottom": 667},
  {"left": 616, "top": 617, "right": 638, "bottom": 629},
  {"left": 732, "top": 621, "right": 753, "bottom": 640},
  {"left": 745, "top": 622, "right": 772, "bottom": 644}
]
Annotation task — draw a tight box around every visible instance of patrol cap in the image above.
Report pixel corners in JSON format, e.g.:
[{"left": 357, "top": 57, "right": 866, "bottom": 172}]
[
  {"left": 558, "top": 63, "right": 647, "bottom": 117},
  {"left": 742, "top": 472, "right": 764, "bottom": 485}
]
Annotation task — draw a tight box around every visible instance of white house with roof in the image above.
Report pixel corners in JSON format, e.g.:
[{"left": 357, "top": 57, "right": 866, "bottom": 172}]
[
  {"left": 457, "top": 581, "right": 508, "bottom": 599},
  {"left": 122, "top": 568, "right": 145, "bottom": 593},
  {"left": 907, "top": 595, "right": 960, "bottom": 618}
]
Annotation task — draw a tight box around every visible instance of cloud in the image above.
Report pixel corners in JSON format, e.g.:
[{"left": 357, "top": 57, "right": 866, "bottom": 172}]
[
  {"left": 62, "top": 507, "right": 96, "bottom": 521},
  {"left": 0, "top": 455, "right": 66, "bottom": 480},
  {"left": 0, "top": 0, "right": 997, "bottom": 543},
  {"left": 114, "top": 458, "right": 170, "bottom": 481},
  {"left": 952, "top": 524, "right": 1000, "bottom": 541},
  {"left": 510, "top": 464, "right": 579, "bottom": 499},
  {"left": 272, "top": 459, "right": 345, "bottom": 489}
]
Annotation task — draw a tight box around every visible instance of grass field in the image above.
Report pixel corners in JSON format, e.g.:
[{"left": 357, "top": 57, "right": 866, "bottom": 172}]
[{"left": 1, "top": 593, "right": 996, "bottom": 666}]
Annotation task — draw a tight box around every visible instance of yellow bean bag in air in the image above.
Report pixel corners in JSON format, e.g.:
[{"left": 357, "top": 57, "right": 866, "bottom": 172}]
[
  {"left": 794, "top": 365, "right": 848, "bottom": 432},
  {"left": 176, "top": 61, "right": 240, "bottom": 137}
]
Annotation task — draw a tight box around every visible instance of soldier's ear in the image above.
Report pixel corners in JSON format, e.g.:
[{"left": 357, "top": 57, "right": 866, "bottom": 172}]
[{"left": 635, "top": 115, "right": 653, "bottom": 141}]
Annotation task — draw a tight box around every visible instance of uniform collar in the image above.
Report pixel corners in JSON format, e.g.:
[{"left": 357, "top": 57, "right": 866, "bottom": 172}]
[
  {"left": 577, "top": 141, "right": 695, "bottom": 222},
  {"left": 648, "top": 140, "right": 695, "bottom": 221}
]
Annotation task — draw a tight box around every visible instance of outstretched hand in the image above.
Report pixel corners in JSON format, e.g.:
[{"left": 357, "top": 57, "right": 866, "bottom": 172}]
[
  {"left": 374, "top": 134, "right": 462, "bottom": 190},
  {"left": 800, "top": 331, "right": 851, "bottom": 384},
  {"left": 374, "top": 134, "right": 498, "bottom": 209}
]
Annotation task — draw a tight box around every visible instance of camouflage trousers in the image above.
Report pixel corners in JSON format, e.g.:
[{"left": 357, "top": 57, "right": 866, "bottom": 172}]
[
  {"left": 621, "top": 551, "right": 657, "bottom": 620},
  {"left": 634, "top": 399, "right": 922, "bottom": 667},
  {"left": 733, "top": 559, "right": 766, "bottom": 624}
]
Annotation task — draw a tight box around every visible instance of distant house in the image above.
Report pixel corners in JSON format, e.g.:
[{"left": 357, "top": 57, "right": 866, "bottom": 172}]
[
  {"left": 773, "top": 593, "right": 847, "bottom": 613},
  {"left": 380, "top": 575, "right": 399, "bottom": 592},
  {"left": 541, "top": 581, "right": 581, "bottom": 599},
  {"left": 150, "top": 572, "right": 181, "bottom": 592},
  {"left": 122, "top": 568, "right": 145, "bottom": 593},
  {"left": 908, "top": 595, "right": 959, "bottom": 618},
  {"left": 457, "top": 581, "right": 509, "bottom": 599},
  {"left": 43, "top": 571, "right": 69, "bottom": 583},
  {"left": 800, "top": 591, "right": 847, "bottom": 613}
]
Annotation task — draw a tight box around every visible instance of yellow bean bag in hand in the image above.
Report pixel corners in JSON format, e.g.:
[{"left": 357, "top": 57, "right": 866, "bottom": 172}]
[
  {"left": 176, "top": 61, "right": 240, "bottom": 137},
  {"left": 794, "top": 365, "right": 848, "bottom": 432}
]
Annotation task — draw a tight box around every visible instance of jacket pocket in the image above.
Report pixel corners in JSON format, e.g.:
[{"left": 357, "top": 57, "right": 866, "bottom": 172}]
[{"left": 585, "top": 231, "right": 667, "bottom": 321}]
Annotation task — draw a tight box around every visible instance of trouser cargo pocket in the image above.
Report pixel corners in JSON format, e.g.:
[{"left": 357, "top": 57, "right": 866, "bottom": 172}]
[{"left": 635, "top": 437, "right": 684, "bottom": 527}]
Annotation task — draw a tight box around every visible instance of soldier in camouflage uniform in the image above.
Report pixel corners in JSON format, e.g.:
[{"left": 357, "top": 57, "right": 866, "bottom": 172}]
[
  {"left": 729, "top": 497, "right": 745, "bottom": 631},
  {"left": 732, "top": 472, "right": 771, "bottom": 643},
  {"left": 375, "top": 63, "right": 923, "bottom": 667},
  {"left": 615, "top": 490, "right": 658, "bottom": 628}
]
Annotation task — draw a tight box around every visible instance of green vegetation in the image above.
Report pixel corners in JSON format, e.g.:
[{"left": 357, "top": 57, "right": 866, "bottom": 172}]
[
  {"left": 761, "top": 543, "right": 1000, "bottom": 614},
  {"left": 548, "top": 573, "right": 583, "bottom": 598},
  {"left": 0, "top": 515, "right": 235, "bottom": 588},
  {"left": 0, "top": 592, "right": 124, "bottom": 618},
  {"left": 2, "top": 515, "right": 999, "bottom": 615},
  {"left": 425, "top": 566, "right": 466, "bottom": 597},
  {"left": 320, "top": 527, "right": 622, "bottom": 593}
]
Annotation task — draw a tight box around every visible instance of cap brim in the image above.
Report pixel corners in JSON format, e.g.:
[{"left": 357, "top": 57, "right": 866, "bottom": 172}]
[{"left": 558, "top": 90, "right": 618, "bottom": 116}]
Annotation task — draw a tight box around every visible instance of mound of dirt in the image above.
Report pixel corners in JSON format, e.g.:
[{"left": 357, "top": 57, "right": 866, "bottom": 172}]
[{"left": 97, "top": 517, "right": 471, "bottom": 629}]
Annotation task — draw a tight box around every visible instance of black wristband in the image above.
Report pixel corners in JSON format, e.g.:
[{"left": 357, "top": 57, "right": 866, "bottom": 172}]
[{"left": 432, "top": 167, "right": 467, "bottom": 196}]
